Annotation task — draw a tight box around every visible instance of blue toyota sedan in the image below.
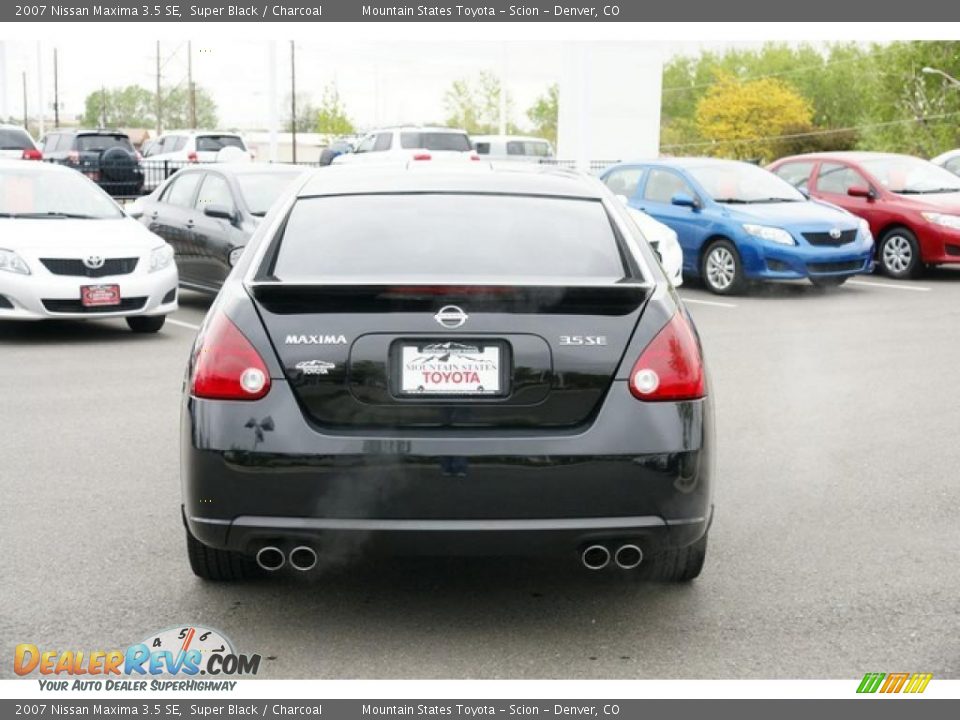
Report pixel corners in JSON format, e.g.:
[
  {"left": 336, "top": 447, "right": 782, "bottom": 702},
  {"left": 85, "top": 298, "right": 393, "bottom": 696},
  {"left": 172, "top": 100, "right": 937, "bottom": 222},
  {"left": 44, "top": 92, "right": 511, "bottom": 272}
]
[{"left": 601, "top": 158, "right": 875, "bottom": 294}]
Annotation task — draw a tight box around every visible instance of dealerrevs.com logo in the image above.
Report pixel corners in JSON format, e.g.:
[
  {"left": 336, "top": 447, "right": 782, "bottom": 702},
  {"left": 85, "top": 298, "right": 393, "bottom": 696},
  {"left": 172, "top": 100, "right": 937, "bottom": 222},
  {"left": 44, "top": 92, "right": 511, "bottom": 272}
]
[{"left": 14, "top": 625, "right": 261, "bottom": 691}]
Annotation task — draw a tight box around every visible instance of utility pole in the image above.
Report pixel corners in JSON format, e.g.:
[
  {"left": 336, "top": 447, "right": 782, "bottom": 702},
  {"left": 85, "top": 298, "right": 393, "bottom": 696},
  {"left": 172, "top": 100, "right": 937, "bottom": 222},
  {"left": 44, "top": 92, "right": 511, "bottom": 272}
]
[
  {"left": 155, "top": 41, "right": 162, "bottom": 135},
  {"left": 187, "top": 40, "right": 196, "bottom": 129},
  {"left": 53, "top": 47, "right": 59, "bottom": 128},
  {"left": 22, "top": 71, "right": 27, "bottom": 129},
  {"left": 100, "top": 86, "right": 107, "bottom": 127},
  {"left": 36, "top": 41, "right": 45, "bottom": 137},
  {"left": 290, "top": 40, "right": 297, "bottom": 163}
]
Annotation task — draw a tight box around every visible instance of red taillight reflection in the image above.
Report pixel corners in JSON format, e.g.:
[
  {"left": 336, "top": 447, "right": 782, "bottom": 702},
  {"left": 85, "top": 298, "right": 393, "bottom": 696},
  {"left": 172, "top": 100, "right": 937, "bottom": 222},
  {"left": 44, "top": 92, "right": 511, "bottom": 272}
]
[
  {"left": 629, "top": 312, "right": 705, "bottom": 401},
  {"left": 22, "top": 149, "right": 42, "bottom": 161},
  {"left": 191, "top": 313, "right": 271, "bottom": 401}
]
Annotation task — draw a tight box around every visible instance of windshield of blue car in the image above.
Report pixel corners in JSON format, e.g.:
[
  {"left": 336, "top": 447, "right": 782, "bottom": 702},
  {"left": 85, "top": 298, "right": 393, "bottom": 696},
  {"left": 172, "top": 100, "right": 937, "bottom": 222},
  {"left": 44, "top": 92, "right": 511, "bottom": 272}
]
[
  {"left": 859, "top": 156, "right": 960, "bottom": 194},
  {"left": 0, "top": 169, "right": 124, "bottom": 219},
  {"left": 236, "top": 171, "right": 303, "bottom": 216},
  {"left": 687, "top": 163, "right": 806, "bottom": 204}
]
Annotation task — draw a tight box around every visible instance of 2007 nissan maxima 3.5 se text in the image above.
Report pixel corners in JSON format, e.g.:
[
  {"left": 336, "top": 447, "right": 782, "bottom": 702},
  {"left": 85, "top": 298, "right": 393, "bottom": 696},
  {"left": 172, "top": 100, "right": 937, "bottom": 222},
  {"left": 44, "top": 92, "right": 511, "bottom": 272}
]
[{"left": 181, "top": 163, "right": 715, "bottom": 581}]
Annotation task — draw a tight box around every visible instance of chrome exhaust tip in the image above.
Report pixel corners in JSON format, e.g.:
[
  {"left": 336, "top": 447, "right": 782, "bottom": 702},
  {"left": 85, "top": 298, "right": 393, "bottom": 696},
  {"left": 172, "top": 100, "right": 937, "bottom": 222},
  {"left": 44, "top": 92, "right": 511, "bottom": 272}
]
[
  {"left": 581, "top": 544, "right": 611, "bottom": 571},
  {"left": 288, "top": 545, "right": 318, "bottom": 572},
  {"left": 614, "top": 544, "right": 643, "bottom": 570},
  {"left": 255, "top": 546, "right": 285, "bottom": 572}
]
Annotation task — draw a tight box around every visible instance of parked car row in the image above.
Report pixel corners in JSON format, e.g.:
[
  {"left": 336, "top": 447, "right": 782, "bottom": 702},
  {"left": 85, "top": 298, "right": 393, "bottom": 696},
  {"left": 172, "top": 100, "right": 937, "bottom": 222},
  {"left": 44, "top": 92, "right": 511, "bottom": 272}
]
[{"left": 602, "top": 151, "right": 960, "bottom": 293}]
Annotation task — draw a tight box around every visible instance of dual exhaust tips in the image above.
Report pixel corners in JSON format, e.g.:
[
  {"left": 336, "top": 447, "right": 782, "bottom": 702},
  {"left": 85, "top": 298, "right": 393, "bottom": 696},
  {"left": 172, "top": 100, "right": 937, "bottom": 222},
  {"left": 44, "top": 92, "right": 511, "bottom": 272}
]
[
  {"left": 255, "top": 545, "right": 317, "bottom": 572},
  {"left": 581, "top": 543, "right": 643, "bottom": 571}
]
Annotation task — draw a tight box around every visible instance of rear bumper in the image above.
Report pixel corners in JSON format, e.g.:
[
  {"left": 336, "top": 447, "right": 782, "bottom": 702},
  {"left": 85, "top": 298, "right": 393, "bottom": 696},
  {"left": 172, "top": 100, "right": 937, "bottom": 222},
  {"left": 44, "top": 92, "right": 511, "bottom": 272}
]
[{"left": 181, "top": 380, "right": 714, "bottom": 557}]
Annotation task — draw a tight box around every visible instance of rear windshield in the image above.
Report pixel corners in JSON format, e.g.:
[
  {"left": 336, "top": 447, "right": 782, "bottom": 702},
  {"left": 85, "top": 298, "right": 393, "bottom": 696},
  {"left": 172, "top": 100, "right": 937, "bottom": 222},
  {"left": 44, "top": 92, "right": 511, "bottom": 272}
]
[
  {"left": 0, "top": 128, "right": 33, "bottom": 150},
  {"left": 197, "top": 135, "right": 246, "bottom": 152},
  {"left": 75, "top": 134, "right": 134, "bottom": 153},
  {"left": 269, "top": 194, "right": 625, "bottom": 281},
  {"left": 399, "top": 132, "right": 471, "bottom": 152}
]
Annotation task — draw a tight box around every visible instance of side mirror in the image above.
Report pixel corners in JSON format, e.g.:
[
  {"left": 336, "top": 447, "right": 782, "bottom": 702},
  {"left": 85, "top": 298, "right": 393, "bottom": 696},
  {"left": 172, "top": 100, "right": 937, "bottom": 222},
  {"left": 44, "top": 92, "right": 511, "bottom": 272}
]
[
  {"left": 847, "top": 185, "right": 874, "bottom": 199},
  {"left": 671, "top": 192, "right": 698, "bottom": 209},
  {"left": 203, "top": 204, "right": 237, "bottom": 222}
]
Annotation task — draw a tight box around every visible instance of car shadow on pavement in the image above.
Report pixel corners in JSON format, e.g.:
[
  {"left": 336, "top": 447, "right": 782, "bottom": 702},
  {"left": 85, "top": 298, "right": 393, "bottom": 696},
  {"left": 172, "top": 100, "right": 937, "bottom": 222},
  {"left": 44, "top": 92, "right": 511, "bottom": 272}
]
[{"left": 0, "top": 318, "right": 164, "bottom": 344}]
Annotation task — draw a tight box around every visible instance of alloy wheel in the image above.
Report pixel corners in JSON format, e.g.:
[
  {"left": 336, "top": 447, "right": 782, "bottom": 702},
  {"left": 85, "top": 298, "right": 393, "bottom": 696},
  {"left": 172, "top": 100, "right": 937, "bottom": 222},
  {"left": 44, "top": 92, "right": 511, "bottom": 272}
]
[{"left": 706, "top": 246, "right": 736, "bottom": 291}]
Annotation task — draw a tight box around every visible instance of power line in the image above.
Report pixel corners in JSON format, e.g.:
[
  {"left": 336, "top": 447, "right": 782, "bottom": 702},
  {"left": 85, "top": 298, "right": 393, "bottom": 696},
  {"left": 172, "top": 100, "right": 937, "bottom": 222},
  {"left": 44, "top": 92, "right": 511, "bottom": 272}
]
[
  {"left": 661, "top": 43, "right": 898, "bottom": 94},
  {"left": 660, "top": 111, "right": 960, "bottom": 150}
]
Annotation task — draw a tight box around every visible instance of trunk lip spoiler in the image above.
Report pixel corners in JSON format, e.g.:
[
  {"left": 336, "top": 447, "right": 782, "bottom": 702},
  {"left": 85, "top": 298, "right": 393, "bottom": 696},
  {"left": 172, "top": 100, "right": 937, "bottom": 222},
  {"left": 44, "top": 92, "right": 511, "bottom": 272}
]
[{"left": 245, "top": 279, "right": 655, "bottom": 290}]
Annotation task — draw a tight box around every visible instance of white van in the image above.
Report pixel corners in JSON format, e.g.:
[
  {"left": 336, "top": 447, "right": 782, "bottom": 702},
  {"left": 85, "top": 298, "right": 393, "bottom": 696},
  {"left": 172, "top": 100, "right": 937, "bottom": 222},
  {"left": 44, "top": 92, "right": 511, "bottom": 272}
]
[{"left": 472, "top": 135, "right": 554, "bottom": 162}]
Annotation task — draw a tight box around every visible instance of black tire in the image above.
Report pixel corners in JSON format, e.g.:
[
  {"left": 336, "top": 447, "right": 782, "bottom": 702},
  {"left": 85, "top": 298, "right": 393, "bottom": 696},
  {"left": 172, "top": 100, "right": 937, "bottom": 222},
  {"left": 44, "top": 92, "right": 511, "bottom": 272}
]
[
  {"left": 700, "top": 240, "right": 747, "bottom": 295},
  {"left": 878, "top": 227, "right": 922, "bottom": 279},
  {"left": 641, "top": 534, "right": 708, "bottom": 582},
  {"left": 126, "top": 315, "right": 165, "bottom": 333},
  {"left": 810, "top": 276, "right": 848, "bottom": 289},
  {"left": 186, "top": 529, "right": 259, "bottom": 582}
]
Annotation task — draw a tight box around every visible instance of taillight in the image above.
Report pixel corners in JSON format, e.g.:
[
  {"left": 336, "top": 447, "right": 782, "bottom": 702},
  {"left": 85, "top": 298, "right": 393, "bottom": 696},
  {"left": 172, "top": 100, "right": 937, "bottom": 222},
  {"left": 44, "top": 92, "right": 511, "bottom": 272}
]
[
  {"left": 135, "top": 151, "right": 143, "bottom": 162},
  {"left": 469, "top": 152, "right": 480, "bottom": 161},
  {"left": 628, "top": 312, "right": 705, "bottom": 401},
  {"left": 191, "top": 313, "right": 271, "bottom": 401},
  {"left": 412, "top": 152, "right": 431, "bottom": 161},
  {"left": 187, "top": 151, "right": 198, "bottom": 163},
  {"left": 67, "top": 150, "right": 80, "bottom": 164},
  {"left": 22, "top": 148, "right": 42, "bottom": 161}
]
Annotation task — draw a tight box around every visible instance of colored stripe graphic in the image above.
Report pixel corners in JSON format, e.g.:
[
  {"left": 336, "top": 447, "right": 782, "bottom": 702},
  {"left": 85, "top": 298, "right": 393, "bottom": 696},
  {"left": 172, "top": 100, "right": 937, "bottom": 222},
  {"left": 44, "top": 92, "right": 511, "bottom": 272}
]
[{"left": 857, "top": 672, "right": 932, "bottom": 694}]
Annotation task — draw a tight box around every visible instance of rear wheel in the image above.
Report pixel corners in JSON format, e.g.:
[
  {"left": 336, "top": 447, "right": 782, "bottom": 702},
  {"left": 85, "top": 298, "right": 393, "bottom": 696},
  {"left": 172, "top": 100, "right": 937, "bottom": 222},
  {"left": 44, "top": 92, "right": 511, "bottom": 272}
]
[
  {"left": 186, "top": 529, "right": 259, "bottom": 582},
  {"left": 878, "top": 228, "right": 921, "bottom": 279},
  {"left": 701, "top": 240, "right": 746, "bottom": 295},
  {"left": 641, "top": 534, "right": 708, "bottom": 582},
  {"left": 810, "top": 276, "right": 848, "bottom": 289},
  {"left": 126, "top": 315, "right": 165, "bottom": 333}
]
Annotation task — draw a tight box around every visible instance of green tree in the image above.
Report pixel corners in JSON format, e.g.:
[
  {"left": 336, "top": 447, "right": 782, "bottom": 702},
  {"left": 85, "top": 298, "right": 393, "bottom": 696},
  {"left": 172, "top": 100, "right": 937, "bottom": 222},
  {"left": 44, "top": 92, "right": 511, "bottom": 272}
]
[
  {"left": 82, "top": 85, "right": 153, "bottom": 127},
  {"left": 284, "top": 93, "right": 316, "bottom": 133},
  {"left": 81, "top": 84, "right": 218, "bottom": 130},
  {"left": 314, "top": 83, "right": 355, "bottom": 135},
  {"left": 526, "top": 83, "right": 558, "bottom": 144},
  {"left": 443, "top": 70, "right": 518, "bottom": 134}
]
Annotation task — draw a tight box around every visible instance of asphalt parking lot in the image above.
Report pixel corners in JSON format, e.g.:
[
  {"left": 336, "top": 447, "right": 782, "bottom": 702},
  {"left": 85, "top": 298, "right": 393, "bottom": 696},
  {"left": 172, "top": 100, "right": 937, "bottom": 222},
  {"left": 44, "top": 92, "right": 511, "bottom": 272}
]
[{"left": 2, "top": 273, "right": 959, "bottom": 680}]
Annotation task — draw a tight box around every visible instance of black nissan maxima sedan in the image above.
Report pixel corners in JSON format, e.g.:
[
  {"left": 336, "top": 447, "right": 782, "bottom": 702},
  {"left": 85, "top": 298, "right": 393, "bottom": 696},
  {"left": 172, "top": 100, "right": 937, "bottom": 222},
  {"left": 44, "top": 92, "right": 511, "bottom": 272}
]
[
  {"left": 132, "top": 163, "right": 306, "bottom": 293},
  {"left": 181, "top": 162, "right": 715, "bottom": 582}
]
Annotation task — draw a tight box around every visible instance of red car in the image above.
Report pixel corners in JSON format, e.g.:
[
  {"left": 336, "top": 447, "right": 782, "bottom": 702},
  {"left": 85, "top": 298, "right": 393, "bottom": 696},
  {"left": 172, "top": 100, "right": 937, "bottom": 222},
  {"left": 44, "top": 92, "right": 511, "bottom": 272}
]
[{"left": 769, "top": 152, "right": 960, "bottom": 278}]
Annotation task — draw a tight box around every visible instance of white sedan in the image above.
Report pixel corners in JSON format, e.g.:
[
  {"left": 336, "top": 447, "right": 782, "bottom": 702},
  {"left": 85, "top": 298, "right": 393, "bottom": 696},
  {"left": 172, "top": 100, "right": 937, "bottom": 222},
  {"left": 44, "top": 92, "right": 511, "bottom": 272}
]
[
  {"left": 625, "top": 205, "right": 684, "bottom": 287},
  {"left": 0, "top": 160, "right": 178, "bottom": 332}
]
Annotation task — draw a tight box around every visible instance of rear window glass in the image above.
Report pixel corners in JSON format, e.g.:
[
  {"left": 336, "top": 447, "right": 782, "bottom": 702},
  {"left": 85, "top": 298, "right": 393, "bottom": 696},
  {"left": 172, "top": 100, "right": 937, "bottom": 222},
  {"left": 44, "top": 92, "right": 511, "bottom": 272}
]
[
  {"left": 0, "top": 128, "right": 33, "bottom": 150},
  {"left": 270, "top": 194, "right": 625, "bottom": 281},
  {"left": 399, "top": 132, "right": 471, "bottom": 152},
  {"left": 196, "top": 135, "right": 246, "bottom": 152},
  {"left": 75, "top": 135, "right": 134, "bottom": 152}
]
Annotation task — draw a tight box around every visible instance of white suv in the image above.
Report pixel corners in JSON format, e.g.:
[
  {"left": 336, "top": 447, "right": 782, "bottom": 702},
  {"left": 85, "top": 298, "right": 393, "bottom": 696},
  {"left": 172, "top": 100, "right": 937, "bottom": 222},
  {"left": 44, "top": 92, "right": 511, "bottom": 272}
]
[
  {"left": 334, "top": 126, "right": 477, "bottom": 164},
  {"left": 142, "top": 131, "right": 251, "bottom": 190},
  {"left": 0, "top": 124, "right": 42, "bottom": 160}
]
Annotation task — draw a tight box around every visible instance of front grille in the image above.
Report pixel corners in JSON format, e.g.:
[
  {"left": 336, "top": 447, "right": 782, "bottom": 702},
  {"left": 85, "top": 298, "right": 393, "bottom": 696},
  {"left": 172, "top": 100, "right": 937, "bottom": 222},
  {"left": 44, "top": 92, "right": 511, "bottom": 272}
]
[
  {"left": 40, "top": 257, "right": 139, "bottom": 278},
  {"left": 42, "top": 297, "right": 147, "bottom": 314},
  {"left": 803, "top": 230, "right": 857, "bottom": 246},
  {"left": 807, "top": 260, "right": 864, "bottom": 274}
]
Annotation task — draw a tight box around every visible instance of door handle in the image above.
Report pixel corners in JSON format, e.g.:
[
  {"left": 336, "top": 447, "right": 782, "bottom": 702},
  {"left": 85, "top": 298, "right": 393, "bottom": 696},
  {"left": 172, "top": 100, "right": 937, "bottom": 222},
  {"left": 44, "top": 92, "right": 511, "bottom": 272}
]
[
  {"left": 149, "top": 212, "right": 158, "bottom": 220},
  {"left": 186, "top": 219, "right": 195, "bottom": 228}
]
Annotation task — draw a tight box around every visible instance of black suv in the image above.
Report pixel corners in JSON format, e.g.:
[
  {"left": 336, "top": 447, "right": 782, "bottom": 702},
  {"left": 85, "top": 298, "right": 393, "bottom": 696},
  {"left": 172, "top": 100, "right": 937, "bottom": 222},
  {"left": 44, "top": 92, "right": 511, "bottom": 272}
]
[{"left": 40, "top": 129, "right": 144, "bottom": 196}]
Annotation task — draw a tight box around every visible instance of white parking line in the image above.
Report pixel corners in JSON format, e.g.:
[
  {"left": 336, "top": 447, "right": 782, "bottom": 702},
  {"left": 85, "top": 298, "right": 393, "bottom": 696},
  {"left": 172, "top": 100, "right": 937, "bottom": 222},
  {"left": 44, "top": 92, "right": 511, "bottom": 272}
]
[
  {"left": 682, "top": 297, "right": 738, "bottom": 308},
  {"left": 167, "top": 318, "right": 201, "bottom": 331},
  {"left": 847, "top": 280, "right": 932, "bottom": 292}
]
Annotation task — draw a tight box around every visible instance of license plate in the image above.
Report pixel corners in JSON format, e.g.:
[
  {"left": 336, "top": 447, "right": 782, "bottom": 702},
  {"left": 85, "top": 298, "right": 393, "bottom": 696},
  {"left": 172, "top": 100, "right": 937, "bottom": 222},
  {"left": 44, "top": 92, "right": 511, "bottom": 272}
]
[
  {"left": 81, "top": 284, "right": 121, "bottom": 307},
  {"left": 400, "top": 342, "right": 501, "bottom": 395}
]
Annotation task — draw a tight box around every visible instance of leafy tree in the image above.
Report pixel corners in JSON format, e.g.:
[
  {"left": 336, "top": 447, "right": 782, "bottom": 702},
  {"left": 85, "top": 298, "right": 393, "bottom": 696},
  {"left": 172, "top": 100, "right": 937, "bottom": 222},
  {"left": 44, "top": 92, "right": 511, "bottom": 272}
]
[
  {"left": 526, "top": 83, "right": 558, "bottom": 144},
  {"left": 284, "top": 93, "right": 316, "bottom": 133},
  {"left": 81, "top": 84, "right": 218, "bottom": 130},
  {"left": 82, "top": 85, "right": 153, "bottom": 128},
  {"left": 443, "top": 70, "right": 518, "bottom": 134},
  {"left": 694, "top": 74, "right": 814, "bottom": 162},
  {"left": 314, "top": 83, "right": 355, "bottom": 135}
]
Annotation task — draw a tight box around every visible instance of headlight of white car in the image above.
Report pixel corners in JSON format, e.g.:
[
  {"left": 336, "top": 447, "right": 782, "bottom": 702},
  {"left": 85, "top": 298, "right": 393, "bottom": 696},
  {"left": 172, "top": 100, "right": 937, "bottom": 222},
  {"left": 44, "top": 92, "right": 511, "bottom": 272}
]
[
  {"left": 859, "top": 218, "right": 874, "bottom": 244},
  {"left": 0, "top": 248, "right": 30, "bottom": 275},
  {"left": 742, "top": 224, "right": 796, "bottom": 246},
  {"left": 149, "top": 244, "right": 175, "bottom": 273},
  {"left": 921, "top": 212, "right": 960, "bottom": 230}
]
